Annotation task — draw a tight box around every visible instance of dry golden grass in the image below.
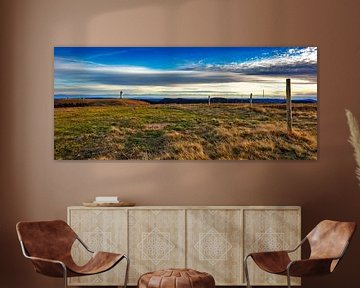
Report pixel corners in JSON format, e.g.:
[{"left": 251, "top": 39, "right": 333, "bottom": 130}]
[
  {"left": 54, "top": 103, "right": 317, "bottom": 160},
  {"left": 164, "top": 141, "right": 209, "bottom": 160}
]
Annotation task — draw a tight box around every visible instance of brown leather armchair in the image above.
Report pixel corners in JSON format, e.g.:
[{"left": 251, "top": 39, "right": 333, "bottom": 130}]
[
  {"left": 16, "top": 220, "right": 129, "bottom": 288},
  {"left": 244, "top": 220, "right": 356, "bottom": 288}
]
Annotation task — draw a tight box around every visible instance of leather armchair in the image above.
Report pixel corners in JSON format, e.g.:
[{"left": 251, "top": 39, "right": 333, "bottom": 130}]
[
  {"left": 244, "top": 220, "right": 356, "bottom": 288},
  {"left": 16, "top": 220, "right": 129, "bottom": 288}
]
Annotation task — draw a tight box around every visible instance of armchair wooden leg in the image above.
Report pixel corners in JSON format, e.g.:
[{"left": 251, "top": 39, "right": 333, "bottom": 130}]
[
  {"left": 123, "top": 255, "right": 130, "bottom": 288},
  {"left": 244, "top": 255, "right": 252, "bottom": 288}
]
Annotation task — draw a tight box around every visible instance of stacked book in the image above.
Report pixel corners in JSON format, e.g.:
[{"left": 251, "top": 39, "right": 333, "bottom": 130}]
[
  {"left": 93, "top": 196, "right": 119, "bottom": 204},
  {"left": 83, "top": 196, "right": 135, "bottom": 207}
]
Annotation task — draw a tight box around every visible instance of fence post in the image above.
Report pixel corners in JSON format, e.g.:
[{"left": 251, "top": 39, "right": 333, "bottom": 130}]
[
  {"left": 286, "top": 78, "right": 292, "bottom": 133},
  {"left": 208, "top": 95, "right": 211, "bottom": 106},
  {"left": 250, "top": 93, "right": 253, "bottom": 106}
]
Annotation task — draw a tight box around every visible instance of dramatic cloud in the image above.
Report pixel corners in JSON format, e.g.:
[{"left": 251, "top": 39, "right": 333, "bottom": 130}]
[
  {"left": 55, "top": 58, "right": 255, "bottom": 86},
  {"left": 54, "top": 47, "right": 317, "bottom": 98},
  {"left": 181, "top": 47, "right": 317, "bottom": 77}
]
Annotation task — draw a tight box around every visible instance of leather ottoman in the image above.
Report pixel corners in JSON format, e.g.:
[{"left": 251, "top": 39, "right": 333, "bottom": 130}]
[{"left": 138, "top": 268, "right": 215, "bottom": 288}]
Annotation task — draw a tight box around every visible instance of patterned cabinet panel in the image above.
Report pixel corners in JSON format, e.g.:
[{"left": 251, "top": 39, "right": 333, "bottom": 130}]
[
  {"left": 67, "top": 206, "right": 300, "bottom": 286},
  {"left": 128, "top": 209, "right": 186, "bottom": 284},
  {"left": 244, "top": 209, "right": 301, "bottom": 286},
  {"left": 187, "top": 209, "right": 243, "bottom": 285},
  {"left": 68, "top": 208, "right": 127, "bottom": 286}
]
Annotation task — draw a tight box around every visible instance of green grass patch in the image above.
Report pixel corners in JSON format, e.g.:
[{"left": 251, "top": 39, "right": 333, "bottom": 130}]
[{"left": 54, "top": 103, "right": 317, "bottom": 160}]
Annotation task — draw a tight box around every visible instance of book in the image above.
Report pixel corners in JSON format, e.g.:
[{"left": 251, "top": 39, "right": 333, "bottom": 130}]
[{"left": 95, "top": 196, "right": 119, "bottom": 202}]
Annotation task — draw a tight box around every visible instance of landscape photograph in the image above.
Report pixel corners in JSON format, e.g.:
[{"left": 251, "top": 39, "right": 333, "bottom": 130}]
[{"left": 54, "top": 47, "right": 317, "bottom": 160}]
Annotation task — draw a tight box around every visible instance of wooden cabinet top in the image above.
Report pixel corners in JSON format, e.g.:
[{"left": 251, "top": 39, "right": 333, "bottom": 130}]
[{"left": 68, "top": 205, "right": 301, "bottom": 210}]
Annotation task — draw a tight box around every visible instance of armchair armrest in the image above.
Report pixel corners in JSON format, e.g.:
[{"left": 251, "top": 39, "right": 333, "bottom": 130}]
[
  {"left": 246, "top": 236, "right": 306, "bottom": 259},
  {"left": 287, "top": 239, "right": 351, "bottom": 277},
  {"left": 25, "top": 255, "right": 67, "bottom": 278},
  {"left": 25, "top": 255, "right": 65, "bottom": 266},
  {"left": 76, "top": 236, "right": 94, "bottom": 254},
  {"left": 285, "top": 237, "right": 307, "bottom": 253}
]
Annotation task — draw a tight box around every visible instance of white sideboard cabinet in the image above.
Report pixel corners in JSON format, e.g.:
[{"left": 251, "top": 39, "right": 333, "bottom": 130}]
[{"left": 67, "top": 206, "right": 301, "bottom": 286}]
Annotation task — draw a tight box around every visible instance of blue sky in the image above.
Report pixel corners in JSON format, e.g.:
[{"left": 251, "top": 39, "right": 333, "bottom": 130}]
[{"left": 54, "top": 47, "right": 317, "bottom": 99}]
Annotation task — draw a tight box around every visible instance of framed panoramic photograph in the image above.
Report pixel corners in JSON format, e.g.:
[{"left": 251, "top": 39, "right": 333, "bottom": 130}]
[{"left": 54, "top": 47, "right": 317, "bottom": 160}]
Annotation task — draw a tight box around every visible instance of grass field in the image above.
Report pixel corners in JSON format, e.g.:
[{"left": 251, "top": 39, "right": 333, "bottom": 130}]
[{"left": 54, "top": 101, "right": 317, "bottom": 160}]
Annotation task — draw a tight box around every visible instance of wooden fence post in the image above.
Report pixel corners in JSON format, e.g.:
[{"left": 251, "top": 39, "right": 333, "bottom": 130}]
[
  {"left": 286, "top": 78, "right": 292, "bottom": 133},
  {"left": 208, "top": 95, "right": 211, "bottom": 106},
  {"left": 250, "top": 93, "right": 253, "bottom": 106}
]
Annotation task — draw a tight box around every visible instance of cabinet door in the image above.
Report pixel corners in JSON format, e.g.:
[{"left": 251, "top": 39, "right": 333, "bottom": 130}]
[
  {"left": 244, "top": 209, "right": 301, "bottom": 286},
  {"left": 128, "top": 209, "right": 186, "bottom": 284},
  {"left": 187, "top": 209, "right": 243, "bottom": 285},
  {"left": 68, "top": 208, "right": 128, "bottom": 286}
]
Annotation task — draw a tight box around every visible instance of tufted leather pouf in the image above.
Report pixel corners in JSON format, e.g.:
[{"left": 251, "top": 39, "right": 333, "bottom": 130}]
[{"left": 138, "top": 268, "right": 215, "bottom": 288}]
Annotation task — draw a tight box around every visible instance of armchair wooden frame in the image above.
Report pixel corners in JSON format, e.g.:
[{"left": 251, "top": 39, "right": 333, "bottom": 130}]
[
  {"left": 244, "top": 220, "right": 356, "bottom": 288},
  {"left": 16, "top": 220, "right": 129, "bottom": 288}
]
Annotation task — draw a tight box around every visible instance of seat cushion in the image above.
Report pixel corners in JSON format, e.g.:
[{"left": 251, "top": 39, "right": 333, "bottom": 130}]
[
  {"left": 67, "top": 252, "right": 124, "bottom": 276},
  {"left": 138, "top": 269, "right": 215, "bottom": 288},
  {"left": 250, "top": 251, "right": 291, "bottom": 274}
]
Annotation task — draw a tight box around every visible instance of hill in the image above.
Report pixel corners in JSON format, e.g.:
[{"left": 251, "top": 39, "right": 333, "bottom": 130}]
[
  {"left": 143, "top": 97, "right": 316, "bottom": 105},
  {"left": 54, "top": 98, "right": 149, "bottom": 108}
]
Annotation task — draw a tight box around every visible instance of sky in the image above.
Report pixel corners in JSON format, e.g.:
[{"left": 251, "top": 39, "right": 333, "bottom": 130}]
[{"left": 54, "top": 47, "right": 317, "bottom": 99}]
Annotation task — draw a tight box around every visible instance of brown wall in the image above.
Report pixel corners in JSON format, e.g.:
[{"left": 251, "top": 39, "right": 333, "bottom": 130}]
[{"left": 1, "top": 0, "right": 360, "bottom": 287}]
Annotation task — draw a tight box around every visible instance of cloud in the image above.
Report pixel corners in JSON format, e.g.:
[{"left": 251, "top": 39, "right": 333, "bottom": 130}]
[
  {"left": 54, "top": 48, "right": 317, "bottom": 98},
  {"left": 180, "top": 47, "right": 317, "bottom": 77},
  {"left": 55, "top": 57, "right": 316, "bottom": 90},
  {"left": 55, "top": 58, "right": 282, "bottom": 86},
  {"left": 85, "top": 50, "right": 128, "bottom": 60}
]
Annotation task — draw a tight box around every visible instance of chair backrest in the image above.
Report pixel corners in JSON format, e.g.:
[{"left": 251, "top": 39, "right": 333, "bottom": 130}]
[
  {"left": 16, "top": 220, "right": 77, "bottom": 261},
  {"left": 307, "top": 220, "right": 356, "bottom": 261}
]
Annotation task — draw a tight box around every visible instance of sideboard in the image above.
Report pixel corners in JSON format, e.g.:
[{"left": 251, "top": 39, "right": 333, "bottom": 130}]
[{"left": 67, "top": 206, "right": 301, "bottom": 286}]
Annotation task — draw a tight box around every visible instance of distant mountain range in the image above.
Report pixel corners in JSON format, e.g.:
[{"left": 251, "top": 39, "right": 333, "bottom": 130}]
[
  {"left": 143, "top": 97, "right": 317, "bottom": 104},
  {"left": 54, "top": 95, "right": 317, "bottom": 105}
]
